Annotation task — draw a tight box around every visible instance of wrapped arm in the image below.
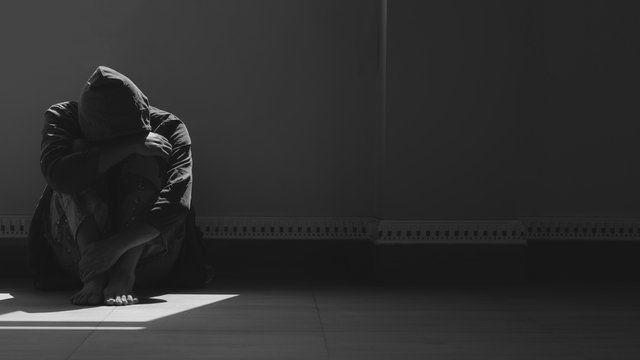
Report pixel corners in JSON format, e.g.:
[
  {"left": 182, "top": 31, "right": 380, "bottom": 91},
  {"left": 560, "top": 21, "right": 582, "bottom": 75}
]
[
  {"left": 40, "top": 103, "right": 141, "bottom": 193},
  {"left": 40, "top": 103, "right": 102, "bottom": 194},
  {"left": 138, "top": 121, "right": 193, "bottom": 234}
]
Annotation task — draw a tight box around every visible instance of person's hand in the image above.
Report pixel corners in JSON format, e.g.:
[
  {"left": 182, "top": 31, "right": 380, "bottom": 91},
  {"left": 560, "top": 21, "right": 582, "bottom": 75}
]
[{"left": 135, "top": 132, "right": 172, "bottom": 162}]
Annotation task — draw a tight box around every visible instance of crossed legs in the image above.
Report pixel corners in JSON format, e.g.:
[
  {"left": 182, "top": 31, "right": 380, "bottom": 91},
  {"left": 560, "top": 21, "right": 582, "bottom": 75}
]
[
  {"left": 69, "top": 155, "right": 165, "bottom": 306},
  {"left": 70, "top": 215, "right": 145, "bottom": 306}
]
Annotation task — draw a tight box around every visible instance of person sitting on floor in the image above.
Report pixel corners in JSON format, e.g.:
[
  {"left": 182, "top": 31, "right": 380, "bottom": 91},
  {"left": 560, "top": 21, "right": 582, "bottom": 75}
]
[{"left": 28, "top": 66, "right": 211, "bottom": 306}]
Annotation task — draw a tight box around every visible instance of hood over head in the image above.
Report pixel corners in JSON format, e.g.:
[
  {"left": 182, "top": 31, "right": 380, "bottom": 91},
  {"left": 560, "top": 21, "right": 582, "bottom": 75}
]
[{"left": 78, "top": 66, "right": 151, "bottom": 143}]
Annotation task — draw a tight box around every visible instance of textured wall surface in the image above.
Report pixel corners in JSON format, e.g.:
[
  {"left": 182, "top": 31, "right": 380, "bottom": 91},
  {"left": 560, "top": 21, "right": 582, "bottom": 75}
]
[
  {"left": 382, "top": 0, "right": 640, "bottom": 219},
  {"left": 1, "top": 0, "right": 381, "bottom": 217},
  {"left": 3, "top": 1, "right": 639, "bottom": 222}
]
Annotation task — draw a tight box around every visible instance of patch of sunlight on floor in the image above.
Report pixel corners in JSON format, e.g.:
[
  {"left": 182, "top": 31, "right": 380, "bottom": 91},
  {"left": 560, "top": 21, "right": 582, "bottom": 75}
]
[{"left": 0, "top": 293, "right": 238, "bottom": 330}]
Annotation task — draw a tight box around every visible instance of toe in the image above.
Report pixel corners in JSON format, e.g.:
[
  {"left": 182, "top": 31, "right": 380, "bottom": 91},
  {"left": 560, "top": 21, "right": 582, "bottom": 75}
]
[
  {"left": 71, "top": 291, "right": 83, "bottom": 304},
  {"left": 104, "top": 298, "right": 115, "bottom": 306},
  {"left": 88, "top": 294, "right": 102, "bottom": 306},
  {"left": 78, "top": 294, "right": 88, "bottom": 305},
  {"left": 71, "top": 292, "right": 87, "bottom": 306},
  {"left": 125, "top": 295, "right": 134, "bottom": 305}
]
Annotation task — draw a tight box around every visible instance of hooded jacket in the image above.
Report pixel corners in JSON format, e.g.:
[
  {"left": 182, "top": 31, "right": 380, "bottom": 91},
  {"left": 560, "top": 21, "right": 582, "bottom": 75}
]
[
  {"left": 78, "top": 65, "right": 152, "bottom": 143},
  {"left": 31, "top": 66, "right": 209, "bottom": 288},
  {"left": 39, "top": 66, "right": 192, "bottom": 231}
]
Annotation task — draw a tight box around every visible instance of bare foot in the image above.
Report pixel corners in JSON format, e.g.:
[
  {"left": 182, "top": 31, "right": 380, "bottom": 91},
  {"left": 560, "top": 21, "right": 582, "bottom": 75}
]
[
  {"left": 104, "top": 272, "right": 138, "bottom": 306},
  {"left": 70, "top": 276, "right": 106, "bottom": 306},
  {"left": 78, "top": 241, "right": 124, "bottom": 283}
]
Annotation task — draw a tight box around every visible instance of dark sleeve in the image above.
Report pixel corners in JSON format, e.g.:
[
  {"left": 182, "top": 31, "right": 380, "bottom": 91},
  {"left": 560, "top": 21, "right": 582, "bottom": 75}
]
[
  {"left": 139, "top": 121, "right": 193, "bottom": 233},
  {"left": 40, "top": 103, "right": 102, "bottom": 194}
]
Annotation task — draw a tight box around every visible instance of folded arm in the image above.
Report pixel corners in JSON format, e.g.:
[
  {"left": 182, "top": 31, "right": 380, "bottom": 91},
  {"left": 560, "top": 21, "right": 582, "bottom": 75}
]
[
  {"left": 136, "top": 121, "right": 193, "bottom": 234},
  {"left": 41, "top": 103, "right": 171, "bottom": 194}
]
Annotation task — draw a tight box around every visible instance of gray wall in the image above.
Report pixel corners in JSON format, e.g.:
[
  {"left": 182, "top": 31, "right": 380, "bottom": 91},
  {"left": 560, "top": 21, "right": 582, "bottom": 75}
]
[
  {"left": 381, "top": 0, "right": 640, "bottom": 220},
  {"left": 3, "top": 0, "right": 638, "bottom": 222},
  {"left": 0, "top": 0, "right": 381, "bottom": 217}
]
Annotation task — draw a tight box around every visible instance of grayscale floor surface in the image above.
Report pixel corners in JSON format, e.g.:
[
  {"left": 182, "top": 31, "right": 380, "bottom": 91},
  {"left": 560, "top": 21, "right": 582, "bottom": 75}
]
[{"left": 0, "top": 279, "right": 639, "bottom": 359}]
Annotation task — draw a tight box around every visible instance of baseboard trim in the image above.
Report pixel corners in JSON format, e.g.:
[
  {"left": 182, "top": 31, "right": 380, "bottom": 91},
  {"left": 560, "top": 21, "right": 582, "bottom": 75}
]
[
  {"left": 0, "top": 216, "right": 31, "bottom": 238},
  {"left": 521, "top": 217, "right": 640, "bottom": 241},
  {"left": 376, "top": 220, "right": 524, "bottom": 244},
  {"left": 2, "top": 215, "right": 640, "bottom": 243},
  {"left": 196, "top": 217, "right": 376, "bottom": 240}
]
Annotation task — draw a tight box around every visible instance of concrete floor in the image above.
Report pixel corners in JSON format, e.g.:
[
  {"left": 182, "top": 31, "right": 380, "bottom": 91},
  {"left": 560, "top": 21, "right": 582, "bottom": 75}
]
[{"left": 0, "top": 278, "right": 639, "bottom": 359}]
